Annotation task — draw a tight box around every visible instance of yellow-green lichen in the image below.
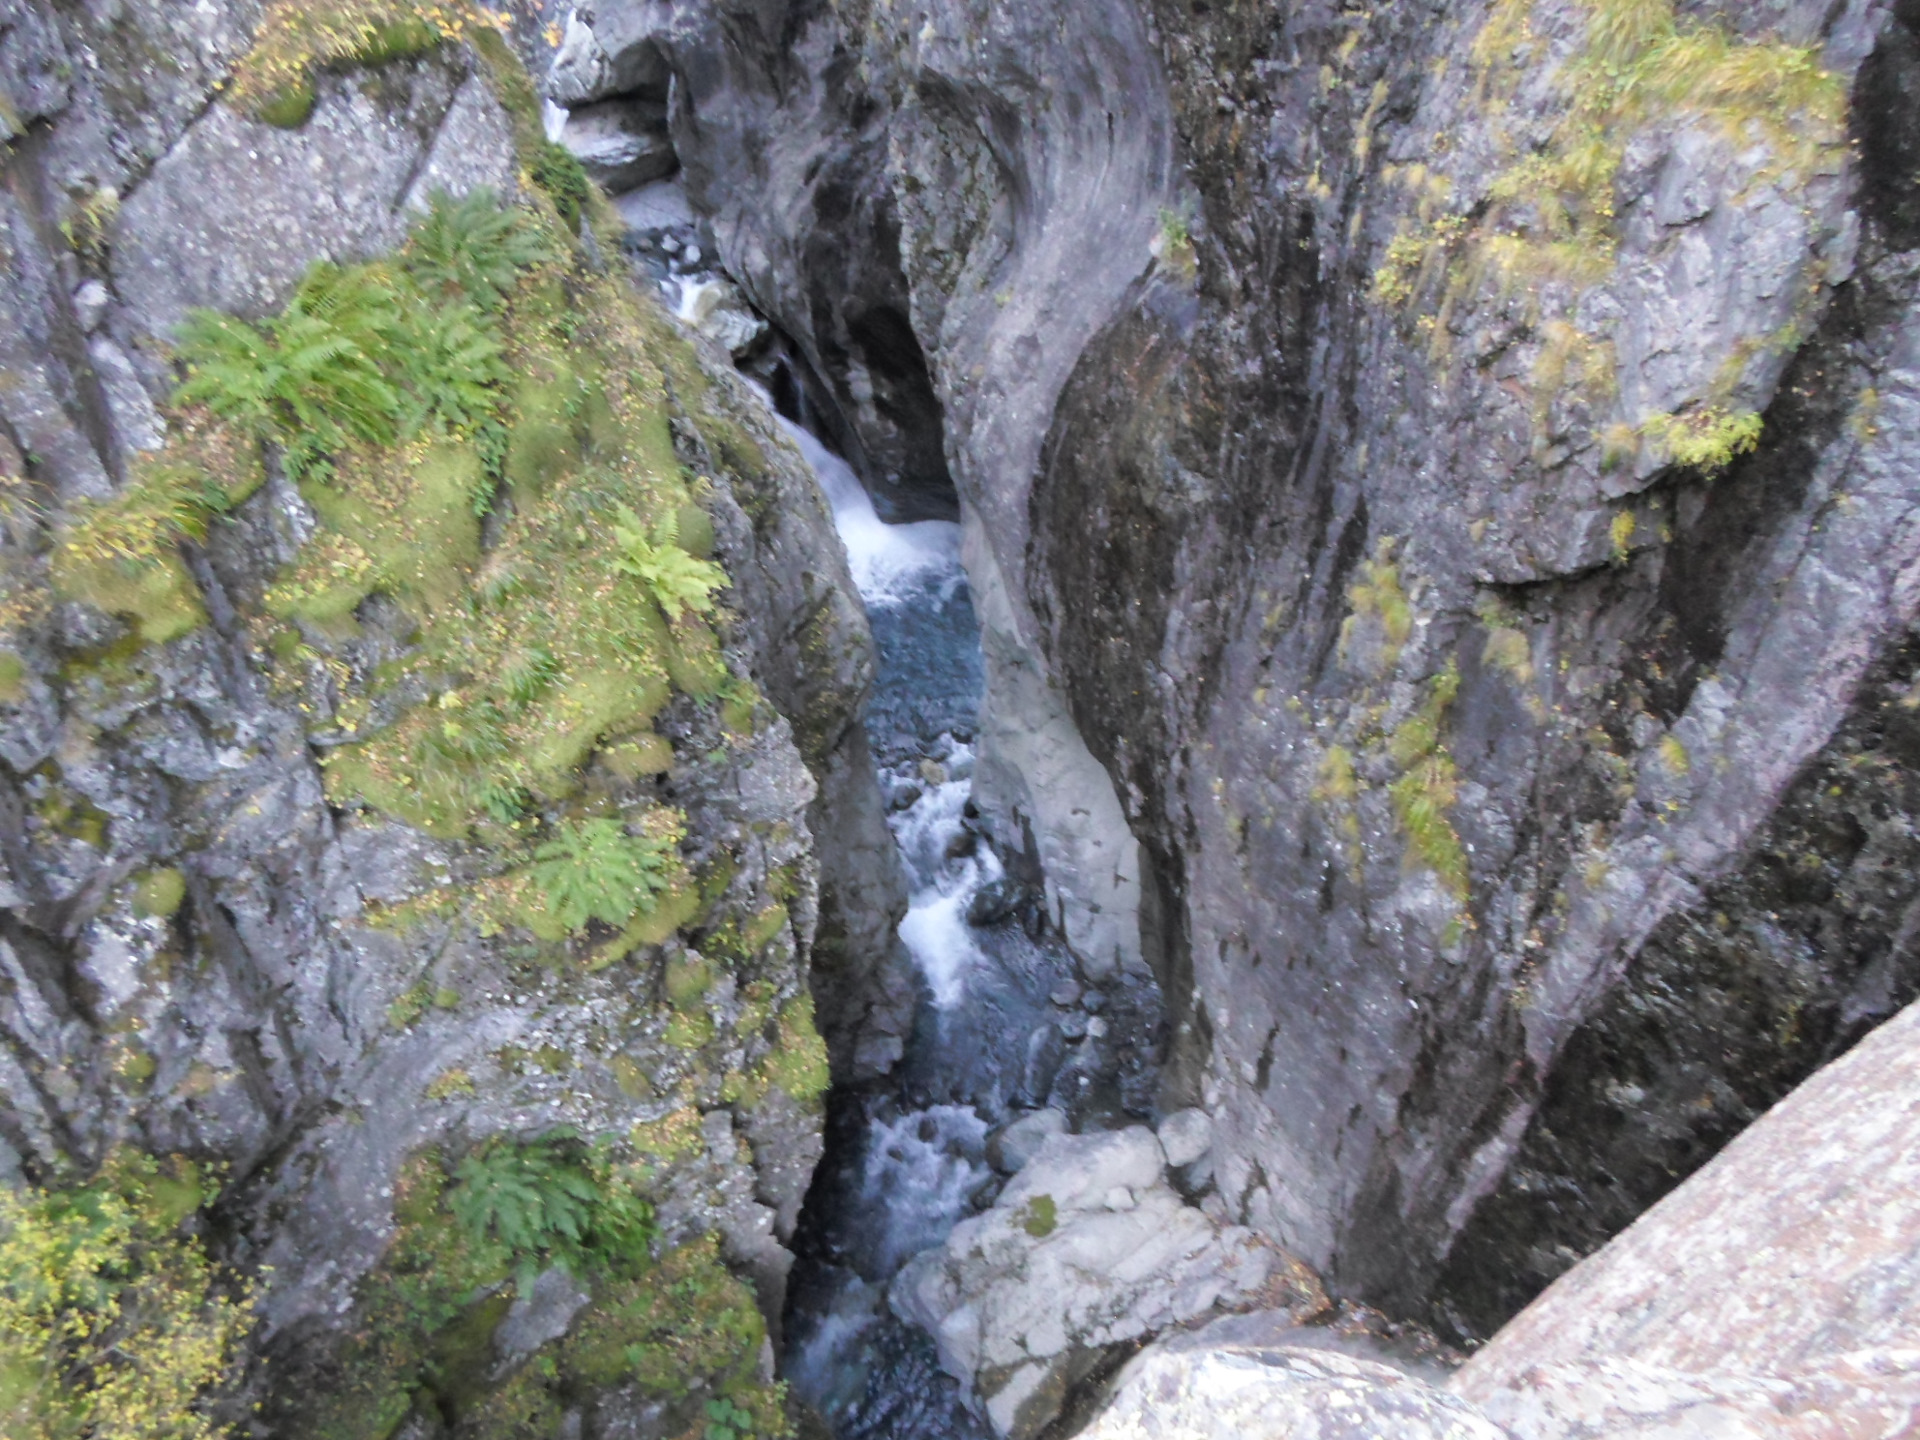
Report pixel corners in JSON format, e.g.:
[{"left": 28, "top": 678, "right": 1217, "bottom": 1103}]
[
  {"left": 1386, "top": 661, "right": 1470, "bottom": 903},
  {"left": 132, "top": 867, "right": 187, "bottom": 919},
  {"left": 1340, "top": 540, "right": 1414, "bottom": 673},
  {"left": 1374, "top": 0, "right": 1846, "bottom": 451},
  {"left": 754, "top": 995, "right": 829, "bottom": 1103}
]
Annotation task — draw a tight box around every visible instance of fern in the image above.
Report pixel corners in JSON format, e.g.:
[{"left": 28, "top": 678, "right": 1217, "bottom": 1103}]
[
  {"left": 404, "top": 188, "right": 553, "bottom": 311},
  {"left": 613, "top": 507, "right": 727, "bottom": 619},
  {"left": 448, "top": 1135, "right": 658, "bottom": 1284},
  {"left": 532, "top": 817, "right": 674, "bottom": 930},
  {"left": 449, "top": 1140, "right": 599, "bottom": 1284},
  {"left": 174, "top": 266, "right": 405, "bottom": 481},
  {"left": 395, "top": 298, "right": 509, "bottom": 438}
]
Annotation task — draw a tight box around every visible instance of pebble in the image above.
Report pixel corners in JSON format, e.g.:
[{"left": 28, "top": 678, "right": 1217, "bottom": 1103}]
[
  {"left": 1059, "top": 1013, "right": 1090, "bottom": 1042},
  {"left": 1050, "top": 980, "right": 1085, "bottom": 1008}
]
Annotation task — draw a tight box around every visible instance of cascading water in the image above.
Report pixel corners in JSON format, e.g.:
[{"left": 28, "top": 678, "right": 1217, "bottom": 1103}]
[{"left": 767, "top": 419, "right": 1166, "bottom": 1438}]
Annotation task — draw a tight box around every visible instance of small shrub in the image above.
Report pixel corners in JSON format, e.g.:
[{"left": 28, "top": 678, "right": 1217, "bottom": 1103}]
[
  {"left": 530, "top": 141, "right": 593, "bottom": 232},
  {"left": 0, "top": 1150, "right": 254, "bottom": 1440},
  {"left": 706, "top": 1397, "right": 756, "bottom": 1440}
]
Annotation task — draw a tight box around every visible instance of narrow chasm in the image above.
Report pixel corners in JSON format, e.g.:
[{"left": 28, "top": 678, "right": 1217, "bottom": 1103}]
[{"left": 770, "top": 407, "right": 1166, "bottom": 1439}]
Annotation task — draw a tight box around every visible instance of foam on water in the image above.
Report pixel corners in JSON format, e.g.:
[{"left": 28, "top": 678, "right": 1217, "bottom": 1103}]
[
  {"left": 775, "top": 414, "right": 964, "bottom": 609},
  {"left": 888, "top": 751, "right": 1002, "bottom": 1009}
]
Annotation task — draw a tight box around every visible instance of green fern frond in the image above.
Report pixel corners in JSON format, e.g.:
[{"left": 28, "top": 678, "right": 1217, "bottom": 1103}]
[
  {"left": 448, "top": 1135, "right": 657, "bottom": 1283},
  {"left": 613, "top": 506, "right": 727, "bottom": 619},
  {"left": 404, "top": 188, "right": 554, "bottom": 310},
  {"left": 531, "top": 817, "right": 675, "bottom": 931}
]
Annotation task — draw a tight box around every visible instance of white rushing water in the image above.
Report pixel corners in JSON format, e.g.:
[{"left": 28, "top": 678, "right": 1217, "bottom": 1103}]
[
  {"left": 774, "top": 415, "right": 965, "bottom": 609},
  {"left": 889, "top": 751, "right": 1002, "bottom": 1010}
]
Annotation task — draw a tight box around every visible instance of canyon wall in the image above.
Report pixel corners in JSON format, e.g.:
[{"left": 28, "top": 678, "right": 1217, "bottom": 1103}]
[
  {"left": 0, "top": 4, "right": 900, "bottom": 1432},
  {"left": 562, "top": 0, "right": 1920, "bottom": 1334}
]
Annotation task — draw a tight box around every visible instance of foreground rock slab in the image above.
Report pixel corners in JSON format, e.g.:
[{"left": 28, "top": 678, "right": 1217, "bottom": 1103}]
[
  {"left": 1453, "top": 996, "right": 1920, "bottom": 1435},
  {"left": 1078, "top": 1345, "right": 1510, "bottom": 1440}
]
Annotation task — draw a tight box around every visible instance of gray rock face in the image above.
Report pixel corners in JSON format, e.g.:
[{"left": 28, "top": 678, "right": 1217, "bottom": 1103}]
[
  {"left": 889, "top": 1125, "right": 1286, "bottom": 1438},
  {"left": 1452, "top": 996, "right": 1920, "bottom": 1433},
  {"left": 571, "top": 0, "right": 1920, "bottom": 1337},
  {"left": 115, "top": 59, "right": 519, "bottom": 333}
]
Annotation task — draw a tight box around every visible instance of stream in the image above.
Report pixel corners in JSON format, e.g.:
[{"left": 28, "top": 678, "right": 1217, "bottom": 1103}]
[{"left": 770, "top": 422, "right": 1165, "bottom": 1439}]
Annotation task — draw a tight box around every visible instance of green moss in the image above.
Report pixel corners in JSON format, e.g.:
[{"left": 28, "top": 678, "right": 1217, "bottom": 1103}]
[
  {"left": 256, "top": 81, "right": 317, "bottom": 128},
  {"left": 755, "top": 996, "right": 829, "bottom": 1102},
  {"left": 558, "top": 1236, "right": 764, "bottom": 1401},
  {"left": 1018, "top": 1194, "right": 1057, "bottom": 1239},
  {"left": 1341, "top": 541, "right": 1413, "bottom": 673},
  {"left": 530, "top": 142, "right": 593, "bottom": 232},
  {"left": 1482, "top": 626, "right": 1533, "bottom": 684},
  {"left": 229, "top": 0, "right": 476, "bottom": 124},
  {"left": 388, "top": 982, "right": 432, "bottom": 1030},
  {"left": 666, "top": 955, "right": 716, "bottom": 1010},
  {"left": 1638, "top": 406, "right": 1763, "bottom": 473},
  {"left": 1659, "top": 733, "right": 1690, "bottom": 775},
  {"left": 36, "top": 780, "right": 109, "bottom": 848},
  {"left": 0, "top": 651, "right": 23, "bottom": 704},
  {"left": 743, "top": 903, "right": 789, "bottom": 956},
  {"left": 1386, "top": 662, "right": 1470, "bottom": 903},
  {"left": 132, "top": 867, "right": 187, "bottom": 919},
  {"left": 425, "top": 1067, "right": 476, "bottom": 1101},
  {"left": 1377, "top": 0, "right": 1846, "bottom": 444}
]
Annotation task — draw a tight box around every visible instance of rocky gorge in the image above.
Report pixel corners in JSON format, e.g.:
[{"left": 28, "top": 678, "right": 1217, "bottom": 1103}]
[{"left": 1, "top": 0, "right": 1918, "bottom": 1437}]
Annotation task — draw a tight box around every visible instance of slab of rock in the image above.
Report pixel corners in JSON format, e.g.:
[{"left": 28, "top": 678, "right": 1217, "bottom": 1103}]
[
  {"left": 1454, "top": 998, "right": 1920, "bottom": 1434},
  {"left": 1079, "top": 1345, "right": 1512, "bottom": 1440},
  {"left": 559, "top": 96, "right": 677, "bottom": 192},
  {"left": 1157, "top": 1107, "right": 1212, "bottom": 1169},
  {"left": 890, "top": 1126, "right": 1281, "bottom": 1438}
]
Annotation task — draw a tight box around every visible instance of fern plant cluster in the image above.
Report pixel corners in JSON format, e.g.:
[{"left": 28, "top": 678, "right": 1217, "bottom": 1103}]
[
  {"left": 295, "top": 1150, "right": 790, "bottom": 1440},
  {"left": 447, "top": 1133, "right": 658, "bottom": 1286},
  {"left": 174, "top": 188, "right": 547, "bottom": 486}
]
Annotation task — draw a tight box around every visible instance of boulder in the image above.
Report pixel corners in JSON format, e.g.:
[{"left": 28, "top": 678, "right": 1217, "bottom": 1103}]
[
  {"left": 985, "top": 1107, "right": 1068, "bottom": 1174},
  {"left": 558, "top": 95, "right": 677, "bottom": 192},
  {"left": 1156, "top": 1108, "right": 1212, "bottom": 1169},
  {"left": 889, "top": 1127, "right": 1283, "bottom": 1438}
]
